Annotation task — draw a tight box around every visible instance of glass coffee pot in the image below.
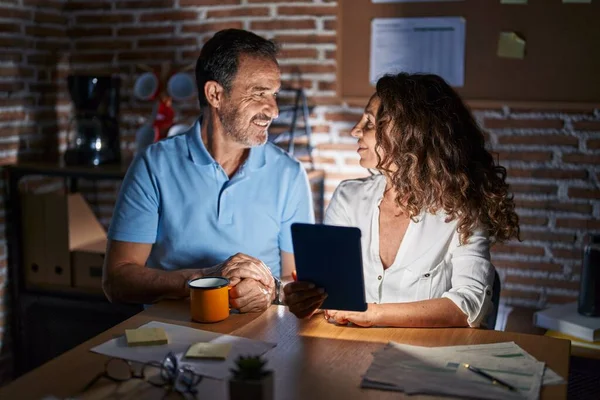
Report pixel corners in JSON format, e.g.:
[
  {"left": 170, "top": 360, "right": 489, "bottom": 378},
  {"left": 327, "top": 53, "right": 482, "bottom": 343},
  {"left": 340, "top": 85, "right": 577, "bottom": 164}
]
[{"left": 65, "top": 75, "right": 121, "bottom": 166}]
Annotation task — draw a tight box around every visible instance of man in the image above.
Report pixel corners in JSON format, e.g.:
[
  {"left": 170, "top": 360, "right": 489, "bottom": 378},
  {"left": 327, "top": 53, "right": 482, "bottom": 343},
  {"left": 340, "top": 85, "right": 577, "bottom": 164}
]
[{"left": 102, "top": 29, "right": 314, "bottom": 313}]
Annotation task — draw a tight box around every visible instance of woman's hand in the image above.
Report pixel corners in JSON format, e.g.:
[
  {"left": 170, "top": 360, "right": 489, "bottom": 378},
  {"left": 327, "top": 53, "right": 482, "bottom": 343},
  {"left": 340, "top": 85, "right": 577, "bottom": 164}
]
[
  {"left": 324, "top": 304, "right": 379, "bottom": 327},
  {"left": 284, "top": 281, "right": 327, "bottom": 319}
]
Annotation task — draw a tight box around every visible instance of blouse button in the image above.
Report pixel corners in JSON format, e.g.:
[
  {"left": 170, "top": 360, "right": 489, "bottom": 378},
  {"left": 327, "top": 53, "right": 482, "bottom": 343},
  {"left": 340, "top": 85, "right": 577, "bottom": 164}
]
[
  {"left": 486, "top": 290, "right": 492, "bottom": 296},
  {"left": 377, "top": 275, "right": 382, "bottom": 280},
  {"left": 423, "top": 273, "right": 431, "bottom": 278}
]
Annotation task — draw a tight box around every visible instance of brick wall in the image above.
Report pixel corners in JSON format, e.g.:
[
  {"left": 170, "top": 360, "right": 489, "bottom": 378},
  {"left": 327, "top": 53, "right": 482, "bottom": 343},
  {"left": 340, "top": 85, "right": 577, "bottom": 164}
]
[
  {"left": 0, "top": 0, "right": 599, "bottom": 383},
  {"left": 0, "top": 0, "right": 68, "bottom": 381}
]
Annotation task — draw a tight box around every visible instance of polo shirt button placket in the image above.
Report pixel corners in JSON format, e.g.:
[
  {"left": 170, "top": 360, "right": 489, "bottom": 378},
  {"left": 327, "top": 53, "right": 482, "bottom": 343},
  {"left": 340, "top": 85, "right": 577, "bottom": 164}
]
[
  {"left": 377, "top": 272, "right": 384, "bottom": 304},
  {"left": 218, "top": 189, "right": 233, "bottom": 224}
]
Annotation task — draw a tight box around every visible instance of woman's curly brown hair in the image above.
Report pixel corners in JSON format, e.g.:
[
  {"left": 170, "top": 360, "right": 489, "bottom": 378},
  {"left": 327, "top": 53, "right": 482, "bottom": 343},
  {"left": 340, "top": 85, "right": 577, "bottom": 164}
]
[{"left": 374, "top": 73, "right": 520, "bottom": 244}]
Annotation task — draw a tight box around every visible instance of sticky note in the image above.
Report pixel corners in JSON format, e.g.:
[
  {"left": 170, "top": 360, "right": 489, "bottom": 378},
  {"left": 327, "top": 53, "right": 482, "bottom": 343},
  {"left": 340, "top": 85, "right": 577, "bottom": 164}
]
[
  {"left": 185, "top": 342, "right": 232, "bottom": 360},
  {"left": 497, "top": 32, "right": 526, "bottom": 59},
  {"left": 501, "top": 0, "right": 527, "bottom": 4},
  {"left": 125, "top": 327, "right": 168, "bottom": 347}
]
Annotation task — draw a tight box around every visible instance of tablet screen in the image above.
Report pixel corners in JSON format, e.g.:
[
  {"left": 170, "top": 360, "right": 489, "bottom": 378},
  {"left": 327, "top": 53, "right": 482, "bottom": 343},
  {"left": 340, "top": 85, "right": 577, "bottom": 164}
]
[{"left": 291, "top": 223, "right": 367, "bottom": 312}]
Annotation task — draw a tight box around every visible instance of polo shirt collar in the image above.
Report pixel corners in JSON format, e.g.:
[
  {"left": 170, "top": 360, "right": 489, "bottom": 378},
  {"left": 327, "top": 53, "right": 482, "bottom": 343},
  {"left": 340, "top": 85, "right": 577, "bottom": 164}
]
[{"left": 187, "top": 118, "right": 266, "bottom": 171}]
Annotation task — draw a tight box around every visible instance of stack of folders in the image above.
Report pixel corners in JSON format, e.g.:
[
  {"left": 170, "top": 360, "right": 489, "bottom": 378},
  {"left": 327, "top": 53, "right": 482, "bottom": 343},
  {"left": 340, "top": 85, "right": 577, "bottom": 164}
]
[
  {"left": 361, "top": 342, "right": 565, "bottom": 400},
  {"left": 534, "top": 302, "right": 600, "bottom": 349}
]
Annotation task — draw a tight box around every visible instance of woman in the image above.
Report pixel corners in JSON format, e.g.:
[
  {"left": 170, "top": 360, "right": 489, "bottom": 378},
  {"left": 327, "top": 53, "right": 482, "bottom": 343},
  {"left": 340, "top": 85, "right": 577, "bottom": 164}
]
[{"left": 284, "top": 72, "right": 519, "bottom": 328}]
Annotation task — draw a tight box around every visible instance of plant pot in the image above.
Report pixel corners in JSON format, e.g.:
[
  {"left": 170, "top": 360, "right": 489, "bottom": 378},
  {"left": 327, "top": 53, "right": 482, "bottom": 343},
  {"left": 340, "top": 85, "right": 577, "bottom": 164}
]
[{"left": 229, "top": 371, "right": 274, "bottom": 400}]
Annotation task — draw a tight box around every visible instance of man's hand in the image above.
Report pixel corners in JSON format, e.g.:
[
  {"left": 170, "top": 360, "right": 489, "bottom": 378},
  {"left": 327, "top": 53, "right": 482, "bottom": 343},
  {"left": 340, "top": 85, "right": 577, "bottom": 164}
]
[
  {"left": 229, "top": 278, "right": 273, "bottom": 313},
  {"left": 213, "top": 253, "right": 274, "bottom": 289}
]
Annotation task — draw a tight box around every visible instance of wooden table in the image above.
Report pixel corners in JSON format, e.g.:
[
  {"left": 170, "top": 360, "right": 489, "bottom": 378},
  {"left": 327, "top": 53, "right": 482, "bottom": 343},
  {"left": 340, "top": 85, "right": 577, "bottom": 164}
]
[{"left": 0, "top": 301, "right": 570, "bottom": 400}]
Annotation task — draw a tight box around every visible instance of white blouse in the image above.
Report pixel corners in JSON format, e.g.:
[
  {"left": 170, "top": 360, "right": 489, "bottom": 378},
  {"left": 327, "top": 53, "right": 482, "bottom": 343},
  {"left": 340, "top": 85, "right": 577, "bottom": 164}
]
[{"left": 324, "top": 174, "right": 494, "bottom": 328}]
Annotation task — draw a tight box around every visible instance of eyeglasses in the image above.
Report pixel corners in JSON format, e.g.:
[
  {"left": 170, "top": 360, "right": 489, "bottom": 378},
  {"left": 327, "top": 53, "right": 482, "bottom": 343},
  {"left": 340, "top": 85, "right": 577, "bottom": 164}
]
[{"left": 80, "top": 352, "right": 203, "bottom": 398}]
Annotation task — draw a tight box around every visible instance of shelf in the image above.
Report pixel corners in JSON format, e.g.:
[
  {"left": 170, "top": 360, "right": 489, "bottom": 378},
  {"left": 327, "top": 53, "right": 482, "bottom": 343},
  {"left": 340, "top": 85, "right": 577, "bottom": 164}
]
[
  {"left": 24, "top": 283, "right": 106, "bottom": 300},
  {"left": 2, "top": 161, "right": 130, "bottom": 180}
]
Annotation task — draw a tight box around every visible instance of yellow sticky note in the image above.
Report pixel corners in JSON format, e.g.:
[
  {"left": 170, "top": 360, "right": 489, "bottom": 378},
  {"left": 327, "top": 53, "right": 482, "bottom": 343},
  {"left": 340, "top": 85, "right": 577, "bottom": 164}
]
[
  {"left": 125, "top": 327, "right": 168, "bottom": 347},
  {"left": 562, "top": 0, "right": 591, "bottom": 3},
  {"left": 185, "top": 342, "right": 232, "bottom": 360},
  {"left": 497, "top": 32, "right": 526, "bottom": 59},
  {"left": 501, "top": 0, "right": 527, "bottom": 4}
]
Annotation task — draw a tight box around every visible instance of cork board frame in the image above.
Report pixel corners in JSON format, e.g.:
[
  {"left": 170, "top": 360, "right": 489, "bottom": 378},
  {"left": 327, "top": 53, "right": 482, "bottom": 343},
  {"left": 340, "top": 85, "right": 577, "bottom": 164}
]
[{"left": 337, "top": 0, "right": 600, "bottom": 107}]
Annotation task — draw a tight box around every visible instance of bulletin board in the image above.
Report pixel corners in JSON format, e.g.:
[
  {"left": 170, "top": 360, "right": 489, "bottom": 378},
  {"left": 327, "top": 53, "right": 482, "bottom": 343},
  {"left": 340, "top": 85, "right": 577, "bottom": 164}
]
[{"left": 338, "top": 0, "right": 600, "bottom": 105}]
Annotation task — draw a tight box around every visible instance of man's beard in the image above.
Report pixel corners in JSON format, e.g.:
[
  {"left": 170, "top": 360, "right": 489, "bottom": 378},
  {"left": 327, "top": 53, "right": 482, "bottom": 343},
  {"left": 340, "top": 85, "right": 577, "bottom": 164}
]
[{"left": 218, "top": 103, "right": 269, "bottom": 147}]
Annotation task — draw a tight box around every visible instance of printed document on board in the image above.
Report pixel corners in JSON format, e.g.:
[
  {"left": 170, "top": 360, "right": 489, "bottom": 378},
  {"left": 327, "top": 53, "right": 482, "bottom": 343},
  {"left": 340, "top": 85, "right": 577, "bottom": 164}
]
[{"left": 370, "top": 17, "right": 466, "bottom": 87}]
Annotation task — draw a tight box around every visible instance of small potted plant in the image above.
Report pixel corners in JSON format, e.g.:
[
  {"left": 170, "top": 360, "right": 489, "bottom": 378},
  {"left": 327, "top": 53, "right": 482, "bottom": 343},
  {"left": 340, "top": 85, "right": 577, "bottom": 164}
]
[{"left": 229, "top": 355, "right": 274, "bottom": 400}]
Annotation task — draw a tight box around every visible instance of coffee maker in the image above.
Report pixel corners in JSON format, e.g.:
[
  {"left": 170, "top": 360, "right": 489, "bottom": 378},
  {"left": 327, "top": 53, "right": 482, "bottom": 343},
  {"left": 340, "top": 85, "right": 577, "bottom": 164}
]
[{"left": 64, "top": 75, "right": 121, "bottom": 166}]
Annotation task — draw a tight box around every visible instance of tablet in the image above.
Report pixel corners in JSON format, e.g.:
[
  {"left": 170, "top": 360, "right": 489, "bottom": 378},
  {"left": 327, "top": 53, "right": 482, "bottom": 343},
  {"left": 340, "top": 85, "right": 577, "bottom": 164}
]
[{"left": 291, "top": 222, "right": 367, "bottom": 312}]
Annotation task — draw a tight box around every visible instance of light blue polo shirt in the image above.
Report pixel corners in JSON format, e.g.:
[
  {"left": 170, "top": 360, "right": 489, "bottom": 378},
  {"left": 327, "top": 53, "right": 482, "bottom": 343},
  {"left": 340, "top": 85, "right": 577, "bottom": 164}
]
[{"left": 108, "top": 119, "right": 314, "bottom": 277}]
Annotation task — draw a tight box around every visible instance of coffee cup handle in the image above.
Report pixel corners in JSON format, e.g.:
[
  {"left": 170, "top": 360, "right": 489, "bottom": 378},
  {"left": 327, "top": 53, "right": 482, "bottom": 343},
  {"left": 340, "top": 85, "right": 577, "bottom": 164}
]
[{"left": 228, "top": 286, "right": 232, "bottom": 311}]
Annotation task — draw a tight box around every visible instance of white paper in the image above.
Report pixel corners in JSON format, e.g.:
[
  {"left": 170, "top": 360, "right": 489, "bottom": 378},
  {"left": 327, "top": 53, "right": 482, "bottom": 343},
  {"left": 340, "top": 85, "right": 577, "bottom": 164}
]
[
  {"left": 370, "top": 17, "right": 465, "bottom": 87},
  {"left": 432, "top": 341, "right": 565, "bottom": 385},
  {"left": 362, "top": 341, "right": 549, "bottom": 400},
  {"left": 534, "top": 302, "right": 600, "bottom": 342},
  {"left": 90, "top": 321, "right": 276, "bottom": 380}
]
